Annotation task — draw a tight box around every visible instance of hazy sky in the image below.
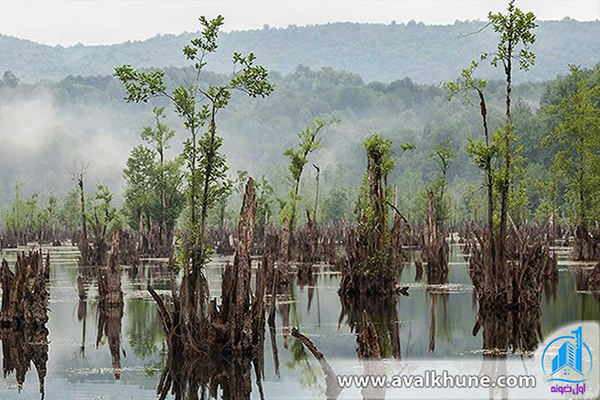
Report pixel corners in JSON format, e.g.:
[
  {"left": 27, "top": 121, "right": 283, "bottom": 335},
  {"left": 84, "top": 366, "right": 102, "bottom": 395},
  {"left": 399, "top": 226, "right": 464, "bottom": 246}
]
[{"left": 1, "top": 1, "right": 599, "bottom": 47}]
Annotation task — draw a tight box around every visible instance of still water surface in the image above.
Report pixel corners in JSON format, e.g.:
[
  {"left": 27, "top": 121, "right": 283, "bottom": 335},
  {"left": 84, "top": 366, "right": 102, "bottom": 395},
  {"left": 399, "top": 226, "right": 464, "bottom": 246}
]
[{"left": 0, "top": 244, "right": 598, "bottom": 399}]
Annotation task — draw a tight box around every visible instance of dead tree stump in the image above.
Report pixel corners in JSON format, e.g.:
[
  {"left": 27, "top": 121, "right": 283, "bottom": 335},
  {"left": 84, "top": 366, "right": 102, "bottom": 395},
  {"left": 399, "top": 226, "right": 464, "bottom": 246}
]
[
  {"left": 97, "top": 231, "right": 123, "bottom": 306},
  {"left": 0, "top": 251, "right": 50, "bottom": 398},
  {"left": 422, "top": 190, "right": 449, "bottom": 285},
  {"left": 0, "top": 251, "right": 50, "bottom": 327},
  {"left": 220, "top": 177, "right": 258, "bottom": 355}
]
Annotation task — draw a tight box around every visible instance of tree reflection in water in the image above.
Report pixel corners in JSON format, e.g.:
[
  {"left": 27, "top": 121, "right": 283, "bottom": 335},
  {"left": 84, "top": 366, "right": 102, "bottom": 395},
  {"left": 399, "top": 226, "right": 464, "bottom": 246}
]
[
  {"left": 0, "top": 251, "right": 50, "bottom": 399},
  {"left": 96, "top": 303, "right": 124, "bottom": 380},
  {"left": 472, "top": 302, "right": 543, "bottom": 399},
  {"left": 427, "top": 290, "right": 449, "bottom": 353},
  {"left": 339, "top": 294, "right": 401, "bottom": 360},
  {"left": 0, "top": 325, "right": 49, "bottom": 399}
]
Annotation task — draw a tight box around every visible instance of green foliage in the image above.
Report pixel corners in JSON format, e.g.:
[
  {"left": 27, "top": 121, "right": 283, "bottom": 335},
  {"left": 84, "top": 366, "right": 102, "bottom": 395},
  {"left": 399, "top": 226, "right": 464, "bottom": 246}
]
[
  {"left": 543, "top": 65, "right": 600, "bottom": 226},
  {"left": 91, "top": 184, "right": 121, "bottom": 237},
  {"left": 123, "top": 107, "right": 184, "bottom": 232},
  {"left": 488, "top": 0, "right": 537, "bottom": 72},
  {"left": 284, "top": 117, "right": 337, "bottom": 183},
  {"left": 59, "top": 190, "right": 80, "bottom": 235},
  {"left": 123, "top": 146, "right": 156, "bottom": 226},
  {"left": 4, "top": 189, "right": 44, "bottom": 240},
  {"left": 115, "top": 15, "right": 273, "bottom": 270},
  {"left": 427, "top": 140, "right": 457, "bottom": 224},
  {"left": 364, "top": 133, "right": 395, "bottom": 180},
  {"left": 321, "top": 187, "right": 350, "bottom": 226},
  {"left": 281, "top": 117, "right": 337, "bottom": 229},
  {"left": 358, "top": 133, "right": 394, "bottom": 247},
  {"left": 445, "top": 58, "right": 489, "bottom": 106},
  {"left": 447, "top": 0, "right": 538, "bottom": 232}
]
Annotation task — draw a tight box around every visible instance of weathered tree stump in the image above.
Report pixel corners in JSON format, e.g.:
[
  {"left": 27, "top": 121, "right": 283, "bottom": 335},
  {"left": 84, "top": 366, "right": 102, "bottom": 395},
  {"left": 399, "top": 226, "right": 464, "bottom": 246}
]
[
  {"left": 149, "top": 177, "right": 269, "bottom": 398},
  {"left": 574, "top": 225, "right": 600, "bottom": 261},
  {"left": 97, "top": 231, "right": 123, "bottom": 306},
  {"left": 0, "top": 251, "right": 50, "bottom": 327},
  {"left": 422, "top": 190, "right": 449, "bottom": 285},
  {"left": 0, "top": 251, "right": 50, "bottom": 399}
]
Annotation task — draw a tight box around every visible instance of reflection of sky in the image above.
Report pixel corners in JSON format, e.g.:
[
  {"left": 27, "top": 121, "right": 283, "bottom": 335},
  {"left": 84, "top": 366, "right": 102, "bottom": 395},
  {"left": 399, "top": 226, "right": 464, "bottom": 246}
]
[{"left": 0, "top": 244, "right": 598, "bottom": 398}]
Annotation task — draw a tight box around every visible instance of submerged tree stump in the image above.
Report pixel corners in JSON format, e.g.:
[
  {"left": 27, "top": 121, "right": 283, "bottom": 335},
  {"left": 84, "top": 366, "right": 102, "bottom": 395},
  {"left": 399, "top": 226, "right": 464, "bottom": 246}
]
[
  {"left": 467, "top": 224, "right": 558, "bottom": 311},
  {"left": 0, "top": 251, "right": 50, "bottom": 399},
  {"left": 589, "top": 262, "right": 600, "bottom": 289},
  {"left": 150, "top": 177, "right": 268, "bottom": 398},
  {"left": 219, "top": 176, "right": 258, "bottom": 355},
  {"left": 574, "top": 225, "right": 600, "bottom": 261},
  {"left": 94, "top": 231, "right": 125, "bottom": 379},
  {"left": 0, "top": 251, "right": 50, "bottom": 327},
  {"left": 422, "top": 190, "right": 449, "bottom": 285},
  {"left": 340, "top": 134, "right": 400, "bottom": 298},
  {"left": 97, "top": 231, "right": 123, "bottom": 306}
]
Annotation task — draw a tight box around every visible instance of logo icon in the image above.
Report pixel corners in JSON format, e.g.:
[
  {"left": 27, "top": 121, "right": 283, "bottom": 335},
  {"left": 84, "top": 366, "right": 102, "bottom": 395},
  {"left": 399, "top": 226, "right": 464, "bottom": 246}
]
[{"left": 542, "top": 326, "right": 593, "bottom": 383}]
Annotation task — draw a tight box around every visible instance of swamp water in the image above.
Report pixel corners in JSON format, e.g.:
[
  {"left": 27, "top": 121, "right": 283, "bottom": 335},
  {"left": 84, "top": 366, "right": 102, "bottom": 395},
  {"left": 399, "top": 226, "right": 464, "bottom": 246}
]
[{"left": 0, "top": 244, "right": 598, "bottom": 399}]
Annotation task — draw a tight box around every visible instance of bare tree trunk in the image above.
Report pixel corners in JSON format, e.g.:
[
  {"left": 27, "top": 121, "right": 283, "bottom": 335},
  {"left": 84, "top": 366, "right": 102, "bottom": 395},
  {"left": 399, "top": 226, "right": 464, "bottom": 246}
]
[
  {"left": 313, "top": 164, "right": 320, "bottom": 222},
  {"left": 221, "top": 177, "right": 257, "bottom": 354},
  {"left": 78, "top": 174, "right": 90, "bottom": 266}
]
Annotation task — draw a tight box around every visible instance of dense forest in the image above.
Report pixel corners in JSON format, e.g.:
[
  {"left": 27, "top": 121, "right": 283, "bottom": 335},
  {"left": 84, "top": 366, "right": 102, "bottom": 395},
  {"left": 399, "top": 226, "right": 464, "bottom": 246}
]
[{"left": 0, "top": 19, "right": 598, "bottom": 84}]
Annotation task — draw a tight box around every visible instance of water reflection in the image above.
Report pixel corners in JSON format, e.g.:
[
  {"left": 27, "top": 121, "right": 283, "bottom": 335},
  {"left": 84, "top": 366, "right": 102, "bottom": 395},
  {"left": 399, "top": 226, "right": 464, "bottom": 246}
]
[
  {"left": 339, "top": 295, "right": 401, "bottom": 360},
  {"left": 155, "top": 354, "right": 260, "bottom": 400},
  {"left": 95, "top": 303, "right": 124, "bottom": 380},
  {"left": 1, "top": 246, "right": 599, "bottom": 399},
  {"left": 286, "top": 338, "right": 326, "bottom": 398},
  {"left": 472, "top": 302, "right": 543, "bottom": 399},
  {"left": 0, "top": 251, "right": 51, "bottom": 399},
  {"left": 427, "top": 291, "right": 449, "bottom": 353},
  {"left": 0, "top": 325, "right": 48, "bottom": 399},
  {"left": 76, "top": 266, "right": 94, "bottom": 357}
]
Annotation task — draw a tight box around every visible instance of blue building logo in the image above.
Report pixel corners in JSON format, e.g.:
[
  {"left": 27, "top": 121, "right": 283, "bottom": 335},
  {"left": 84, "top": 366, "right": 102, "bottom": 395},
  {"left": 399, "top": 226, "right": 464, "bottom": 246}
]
[{"left": 542, "top": 326, "right": 593, "bottom": 383}]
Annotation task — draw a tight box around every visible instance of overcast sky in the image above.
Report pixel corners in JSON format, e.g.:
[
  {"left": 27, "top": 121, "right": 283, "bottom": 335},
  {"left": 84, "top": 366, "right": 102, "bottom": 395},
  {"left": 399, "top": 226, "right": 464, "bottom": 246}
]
[{"left": 1, "top": 1, "right": 598, "bottom": 47}]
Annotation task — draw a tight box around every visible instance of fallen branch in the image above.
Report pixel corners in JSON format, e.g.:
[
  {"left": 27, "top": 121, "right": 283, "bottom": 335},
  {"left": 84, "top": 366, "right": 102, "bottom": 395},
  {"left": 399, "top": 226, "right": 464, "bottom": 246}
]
[{"left": 291, "top": 327, "right": 342, "bottom": 400}]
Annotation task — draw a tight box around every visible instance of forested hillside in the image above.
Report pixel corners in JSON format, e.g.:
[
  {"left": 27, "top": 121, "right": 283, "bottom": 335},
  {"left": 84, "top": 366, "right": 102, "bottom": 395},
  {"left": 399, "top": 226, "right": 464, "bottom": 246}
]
[
  {"left": 2, "top": 62, "right": 597, "bottom": 227},
  {"left": 1, "top": 19, "right": 598, "bottom": 84}
]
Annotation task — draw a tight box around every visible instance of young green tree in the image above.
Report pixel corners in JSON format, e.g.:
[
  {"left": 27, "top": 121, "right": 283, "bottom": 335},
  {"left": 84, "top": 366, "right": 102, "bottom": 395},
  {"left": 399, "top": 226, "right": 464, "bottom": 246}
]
[
  {"left": 115, "top": 15, "right": 273, "bottom": 271},
  {"left": 321, "top": 187, "right": 350, "bottom": 226},
  {"left": 340, "top": 133, "right": 400, "bottom": 297},
  {"left": 123, "top": 107, "right": 184, "bottom": 254},
  {"left": 489, "top": 0, "right": 537, "bottom": 279},
  {"left": 281, "top": 117, "right": 337, "bottom": 233},
  {"left": 116, "top": 16, "right": 273, "bottom": 339},
  {"left": 544, "top": 65, "right": 600, "bottom": 227},
  {"left": 446, "top": 61, "right": 495, "bottom": 246},
  {"left": 123, "top": 145, "right": 156, "bottom": 229},
  {"left": 446, "top": 0, "right": 537, "bottom": 302},
  {"left": 3, "top": 186, "right": 45, "bottom": 244},
  {"left": 428, "top": 139, "right": 457, "bottom": 224},
  {"left": 59, "top": 190, "right": 80, "bottom": 237}
]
